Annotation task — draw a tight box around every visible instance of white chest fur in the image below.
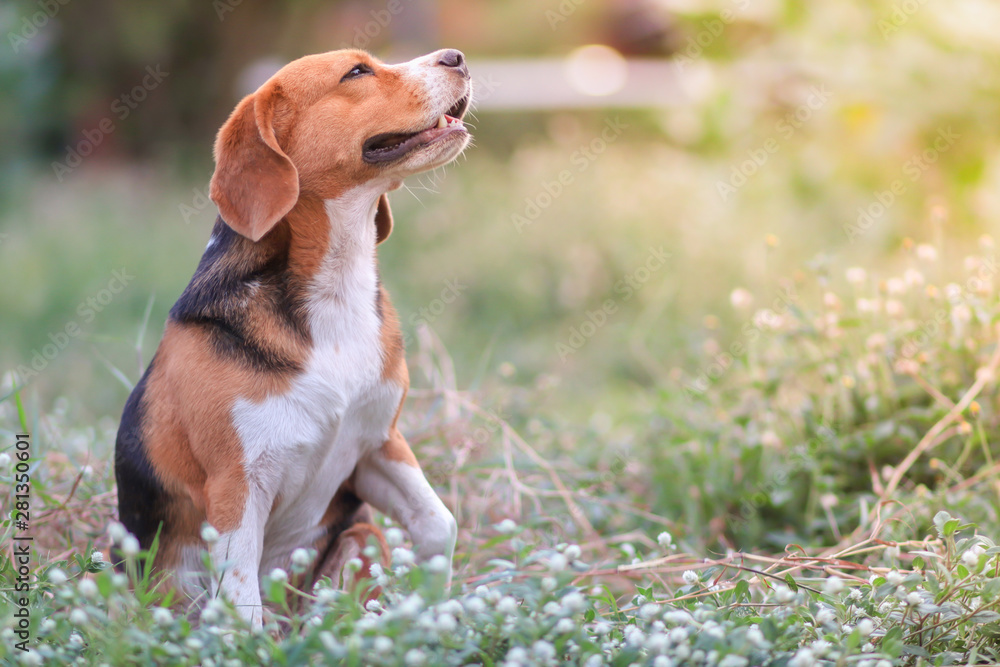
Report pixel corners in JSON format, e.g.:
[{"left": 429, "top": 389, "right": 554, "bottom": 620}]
[{"left": 230, "top": 189, "right": 402, "bottom": 525}]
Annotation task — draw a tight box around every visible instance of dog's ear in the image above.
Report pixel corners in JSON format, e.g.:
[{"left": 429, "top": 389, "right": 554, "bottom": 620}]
[
  {"left": 210, "top": 85, "right": 298, "bottom": 242},
  {"left": 375, "top": 193, "right": 393, "bottom": 244}
]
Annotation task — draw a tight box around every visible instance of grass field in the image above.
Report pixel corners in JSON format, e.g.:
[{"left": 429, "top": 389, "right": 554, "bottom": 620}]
[{"left": 7, "top": 1, "right": 1000, "bottom": 664}]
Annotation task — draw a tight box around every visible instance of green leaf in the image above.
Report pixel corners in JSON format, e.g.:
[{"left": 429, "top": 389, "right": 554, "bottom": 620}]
[
  {"left": 933, "top": 511, "right": 953, "bottom": 533},
  {"left": 784, "top": 574, "right": 798, "bottom": 592},
  {"left": 882, "top": 626, "right": 904, "bottom": 657},
  {"left": 944, "top": 519, "right": 961, "bottom": 537},
  {"left": 969, "top": 610, "right": 1000, "bottom": 624},
  {"left": 14, "top": 389, "right": 28, "bottom": 433},
  {"left": 734, "top": 579, "right": 750, "bottom": 603},
  {"left": 981, "top": 578, "right": 1000, "bottom": 601},
  {"left": 912, "top": 556, "right": 925, "bottom": 569}
]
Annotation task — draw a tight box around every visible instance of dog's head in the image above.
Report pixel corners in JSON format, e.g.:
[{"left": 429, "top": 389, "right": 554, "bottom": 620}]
[{"left": 210, "top": 48, "right": 472, "bottom": 243}]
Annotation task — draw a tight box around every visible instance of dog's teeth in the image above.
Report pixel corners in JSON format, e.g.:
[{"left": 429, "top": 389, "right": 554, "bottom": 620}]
[{"left": 437, "top": 115, "right": 448, "bottom": 129}]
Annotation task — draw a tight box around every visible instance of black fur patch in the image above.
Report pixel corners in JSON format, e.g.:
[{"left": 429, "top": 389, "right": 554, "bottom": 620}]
[
  {"left": 114, "top": 362, "right": 167, "bottom": 563},
  {"left": 170, "top": 217, "right": 309, "bottom": 373}
]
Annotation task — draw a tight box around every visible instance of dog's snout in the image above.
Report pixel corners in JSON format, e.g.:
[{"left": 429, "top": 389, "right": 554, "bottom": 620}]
[{"left": 437, "top": 49, "right": 469, "bottom": 78}]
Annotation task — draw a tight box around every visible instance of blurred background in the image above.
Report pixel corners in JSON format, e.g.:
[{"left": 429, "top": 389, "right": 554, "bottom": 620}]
[{"left": 5, "top": 0, "right": 1000, "bottom": 549}]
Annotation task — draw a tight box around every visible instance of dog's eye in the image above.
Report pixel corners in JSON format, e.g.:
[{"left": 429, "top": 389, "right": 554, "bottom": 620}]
[{"left": 341, "top": 63, "right": 373, "bottom": 81}]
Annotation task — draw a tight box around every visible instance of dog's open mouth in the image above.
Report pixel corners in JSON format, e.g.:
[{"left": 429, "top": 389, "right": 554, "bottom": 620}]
[{"left": 362, "top": 95, "right": 470, "bottom": 164}]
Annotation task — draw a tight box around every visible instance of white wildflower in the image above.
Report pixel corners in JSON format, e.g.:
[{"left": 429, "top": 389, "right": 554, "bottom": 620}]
[
  {"left": 90, "top": 551, "right": 104, "bottom": 564},
  {"left": 200, "top": 524, "right": 219, "bottom": 543},
  {"left": 730, "top": 288, "right": 754, "bottom": 310},
  {"left": 69, "top": 609, "right": 88, "bottom": 626},
  {"left": 823, "top": 576, "right": 844, "bottom": 596},
  {"left": 121, "top": 535, "right": 140, "bottom": 557},
  {"left": 846, "top": 267, "right": 867, "bottom": 285},
  {"left": 291, "top": 548, "right": 313, "bottom": 568},
  {"left": 544, "top": 552, "right": 567, "bottom": 571},
  {"left": 564, "top": 544, "right": 582, "bottom": 560},
  {"left": 464, "top": 596, "right": 487, "bottom": 614},
  {"left": 152, "top": 607, "right": 172, "bottom": 626},
  {"left": 19, "top": 652, "right": 42, "bottom": 666},
  {"left": 78, "top": 578, "right": 98, "bottom": 599},
  {"left": 640, "top": 604, "right": 659, "bottom": 620},
  {"left": 561, "top": 591, "right": 586, "bottom": 613},
  {"left": 904, "top": 268, "right": 924, "bottom": 286},
  {"left": 774, "top": 586, "right": 795, "bottom": 603},
  {"left": 495, "top": 519, "right": 518, "bottom": 534},
  {"left": 668, "top": 626, "right": 688, "bottom": 644},
  {"left": 887, "top": 277, "right": 906, "bottom": 295},
  {"left": 268, "top": 567, "right": 288, "bottom": 583},
  {"left": 719, "top": 656, "right": 748, "bottom": 667},
  {"left": 436, "top": 612, "right": 457, "bottom": 633},
  {"left": 916, "top": 244, "right": 938, "bottom": 262},
  {"left": 746, "top": 624, "right": 767, "bottom": 648},
  {"left": 657, "top": 531, "right": 673, "bottom": 549},
  {"left": 497, "top": 596, "right": 519, "bottom": 615},
  {"left": 682, "top": 570, "right": 699, "bottom": 585},
  {"left": 385, "top": 527, "right": 405, "bottom": 546},
  {"left": 885, "top": 570, "right": 904, "bottom": 586},
  {"left": 427, "top": 554, "right": 449, "bottom": 573},
  {"left": 392, "top": 547, "right": 415, "bottom": 566},
  {"left": 554, "top": 618, "right": 576, "bottom": 634},
  {"left": 962, "top": 545, "right": 985, "bottom": 568},
  {"left": 315, "top": 587, "right": 339, "bottom": 605},
  {"left": 532, "top": 640, "right": 556, "bottom": 660},
  {"left": 373, "top": 636, "right": 393, "bottom": 655},
  {"left": 663, "top": 609, "right": 690, "bottom": 624},
  {"left": 624, "top": 624, "right": 645, "bottom": 647},
  {"left": 107, "top": 522, "right": 127, "bottom": 544},
  {"left": 48, "top": 568, "right": 67, "bottom": 584},
  {"left": 789, "top": 648, "right": 814, "bottom": 667}
]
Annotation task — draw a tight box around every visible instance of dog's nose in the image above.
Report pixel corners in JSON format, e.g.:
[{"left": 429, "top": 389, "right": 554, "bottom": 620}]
[{"left": 437, "top": 49, "right": 469, "bottom": 78}]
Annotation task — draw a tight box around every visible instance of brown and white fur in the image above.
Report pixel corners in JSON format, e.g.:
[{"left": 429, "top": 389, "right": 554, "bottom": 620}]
[{"left": 114, "top": 48, "right": 472, "bottom": 627}]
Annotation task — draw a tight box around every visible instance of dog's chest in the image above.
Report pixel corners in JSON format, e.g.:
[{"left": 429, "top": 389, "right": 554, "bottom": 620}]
[{"left": 230, "top": 233, "right": 396, "bottom": 481}]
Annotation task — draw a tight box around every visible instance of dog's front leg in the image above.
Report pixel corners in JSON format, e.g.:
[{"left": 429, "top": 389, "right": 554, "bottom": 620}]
[
  {"left": 354, "top": 429, "right": 457, "bottom": 588},
  {"left": 209, "top": 485, "right": 269, "bottom": 629}
]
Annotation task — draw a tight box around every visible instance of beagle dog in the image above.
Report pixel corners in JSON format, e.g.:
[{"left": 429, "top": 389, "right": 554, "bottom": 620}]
[{"left": 114, "top": 48, "right": 471, "bottom": 626}]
